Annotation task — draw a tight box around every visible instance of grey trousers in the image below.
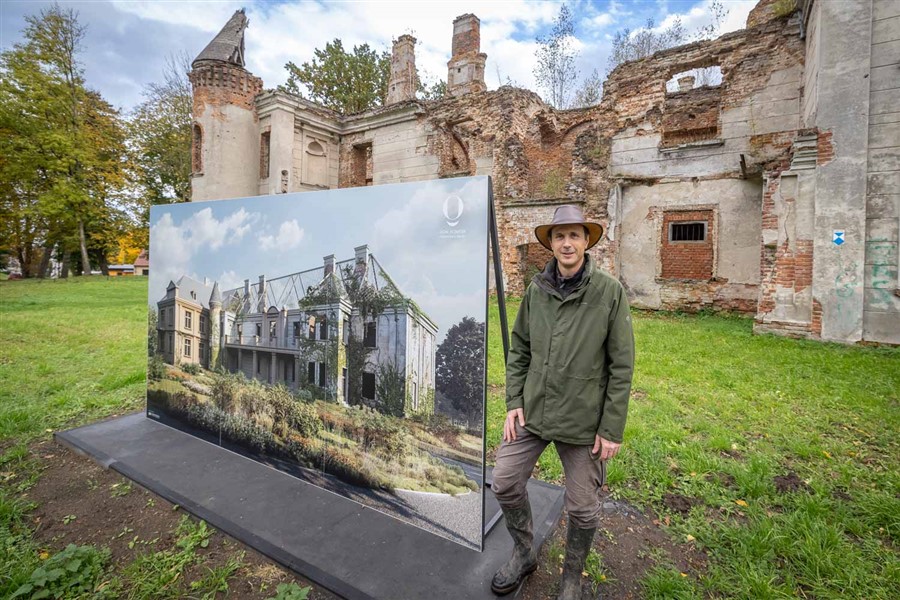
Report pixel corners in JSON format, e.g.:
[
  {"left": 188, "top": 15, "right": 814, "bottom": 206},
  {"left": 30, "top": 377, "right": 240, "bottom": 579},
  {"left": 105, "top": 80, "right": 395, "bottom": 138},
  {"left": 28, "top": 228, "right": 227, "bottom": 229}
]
[{"left": 491, "top": 422, "right": 607, "bottom": 529}]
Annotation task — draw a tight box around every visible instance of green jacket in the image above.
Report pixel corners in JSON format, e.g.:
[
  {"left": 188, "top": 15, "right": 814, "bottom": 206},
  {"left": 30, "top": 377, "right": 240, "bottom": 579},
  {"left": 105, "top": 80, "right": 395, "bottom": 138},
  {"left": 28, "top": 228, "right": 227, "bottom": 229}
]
[{"left": 506, "top": 255, "right": 635, "bottom": 445}]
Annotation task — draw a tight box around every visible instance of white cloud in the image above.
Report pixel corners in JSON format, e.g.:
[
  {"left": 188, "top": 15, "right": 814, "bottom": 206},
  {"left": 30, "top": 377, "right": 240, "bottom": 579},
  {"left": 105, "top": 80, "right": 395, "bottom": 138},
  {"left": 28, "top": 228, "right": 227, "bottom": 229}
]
[
  {"left": 258, "top": 220, "right": 304, "bottom": 251},
  {"left": 148, "top": 207, "right": 257, "bottom": 303},
  {"left": 587, "top": 13, "right": 613, "bottom": 29}
]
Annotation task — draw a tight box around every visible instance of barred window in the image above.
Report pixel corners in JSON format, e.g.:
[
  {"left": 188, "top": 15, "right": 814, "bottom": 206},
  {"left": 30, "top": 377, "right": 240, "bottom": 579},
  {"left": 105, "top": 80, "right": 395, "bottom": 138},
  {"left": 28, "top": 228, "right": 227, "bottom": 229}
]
[{"left": 669, "top": 221, "right": 707, "bottom": 242}]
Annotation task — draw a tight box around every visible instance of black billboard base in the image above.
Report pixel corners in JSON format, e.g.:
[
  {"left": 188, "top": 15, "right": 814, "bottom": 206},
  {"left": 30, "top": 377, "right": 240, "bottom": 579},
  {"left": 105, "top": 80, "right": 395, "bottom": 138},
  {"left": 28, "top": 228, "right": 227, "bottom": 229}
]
[{"left": 56, "top": 413, "right": 565, "bottom": 600}]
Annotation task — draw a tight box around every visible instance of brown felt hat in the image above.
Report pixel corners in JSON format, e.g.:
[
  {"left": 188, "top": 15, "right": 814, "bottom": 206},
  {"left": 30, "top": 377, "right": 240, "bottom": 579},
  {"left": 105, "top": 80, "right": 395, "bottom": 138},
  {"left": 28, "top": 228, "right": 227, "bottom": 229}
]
[{"left": 534, "top": 205, "right": 604, "bottom": 250}]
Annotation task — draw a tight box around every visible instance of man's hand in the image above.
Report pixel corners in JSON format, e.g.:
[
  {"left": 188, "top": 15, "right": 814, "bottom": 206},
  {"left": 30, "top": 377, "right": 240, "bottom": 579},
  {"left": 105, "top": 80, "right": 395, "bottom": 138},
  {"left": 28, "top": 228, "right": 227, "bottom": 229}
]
[
  {"left": 503, "top": 408, "right": 526, "bottom": 443},
  {"left": 592, "top": 435, "right": 621, "bottom": 461}
]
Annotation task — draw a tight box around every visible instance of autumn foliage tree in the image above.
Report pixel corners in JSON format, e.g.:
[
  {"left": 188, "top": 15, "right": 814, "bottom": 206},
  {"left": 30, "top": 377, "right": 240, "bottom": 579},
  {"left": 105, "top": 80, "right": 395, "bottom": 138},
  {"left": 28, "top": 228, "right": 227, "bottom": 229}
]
[{"left": 0, "top": 4, "right": 128, "bottom": 277}]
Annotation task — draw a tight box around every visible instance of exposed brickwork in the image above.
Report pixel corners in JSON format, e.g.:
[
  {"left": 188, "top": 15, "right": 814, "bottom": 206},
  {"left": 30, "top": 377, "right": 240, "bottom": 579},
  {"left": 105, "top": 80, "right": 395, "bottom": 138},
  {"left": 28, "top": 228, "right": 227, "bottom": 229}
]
[
  {"left": 189, "top": 63, "right": 262, "bottom": 116},
  {"left": 447, "top": 14, "right": 487, "bottom": 96},
  {"left": 199, "top": 3, "right": 818, "bottom": 324},
  {"left": 517, "top": 242, "right": 553, "bottom": 291},
  {"left": 817, "top": 130, "right": 834, "bottom": 165},
  {"left": 660, "top": 210, "right": 715, "bottom": 280},
  {"left": 661, "top": 86, "right": 721, "bottom": 147}
]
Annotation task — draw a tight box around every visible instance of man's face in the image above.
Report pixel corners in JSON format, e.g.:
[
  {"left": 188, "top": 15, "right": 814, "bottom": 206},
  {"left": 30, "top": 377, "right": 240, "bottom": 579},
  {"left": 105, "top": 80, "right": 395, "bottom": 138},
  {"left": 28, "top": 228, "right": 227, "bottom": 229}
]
[{"left": 550, "top": 224, "right": 589, "bottom": 273}]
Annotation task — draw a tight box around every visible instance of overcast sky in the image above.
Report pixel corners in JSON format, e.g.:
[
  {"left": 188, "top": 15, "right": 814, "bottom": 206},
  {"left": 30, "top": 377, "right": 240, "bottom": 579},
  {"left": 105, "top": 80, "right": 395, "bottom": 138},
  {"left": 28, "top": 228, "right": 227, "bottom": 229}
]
[
  {"left": 148, "top": 177, "right": 490, "bottom": 344},
  {"left": 1, "top": 0, "right": 756, "bottom": 112}
]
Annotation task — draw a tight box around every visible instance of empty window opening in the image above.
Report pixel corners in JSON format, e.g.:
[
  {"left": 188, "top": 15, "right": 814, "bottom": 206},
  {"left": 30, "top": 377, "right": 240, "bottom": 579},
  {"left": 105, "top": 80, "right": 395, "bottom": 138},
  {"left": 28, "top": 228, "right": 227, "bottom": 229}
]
[
  {"left": 364, "top": 321, "right": 377, "bottom": 348},
  {"left": 669, "top": 221, "right": 707, "bottom": 242},
  {"left": 350, "top": 142, "right": 373, "bottom": 187},
  {"left": 666, "top": 66, "right": 722, "bottom": 93},
  {"left": 362, "top": 372, "right": 376, "bottom": 400},
  {"left": 260, "top": 131, "right": 271, "bottom": 178},
  {"left": 192, "top": 124, "right": 202, "bottom": 173}
]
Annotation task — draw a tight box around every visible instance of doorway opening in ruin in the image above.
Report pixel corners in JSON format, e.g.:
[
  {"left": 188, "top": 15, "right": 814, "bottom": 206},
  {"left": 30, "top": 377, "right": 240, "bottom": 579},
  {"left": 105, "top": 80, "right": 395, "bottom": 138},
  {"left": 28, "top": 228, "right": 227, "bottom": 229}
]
[{"left": 350, "top": 142, "right": 373, "bottom": 187}]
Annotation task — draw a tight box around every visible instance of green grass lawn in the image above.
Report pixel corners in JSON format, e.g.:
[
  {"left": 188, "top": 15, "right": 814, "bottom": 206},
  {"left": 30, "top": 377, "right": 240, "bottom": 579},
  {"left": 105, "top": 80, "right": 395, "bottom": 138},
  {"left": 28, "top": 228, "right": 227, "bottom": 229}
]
[{"left": 2, "top": 277, "right": 899, "bottom": 598}]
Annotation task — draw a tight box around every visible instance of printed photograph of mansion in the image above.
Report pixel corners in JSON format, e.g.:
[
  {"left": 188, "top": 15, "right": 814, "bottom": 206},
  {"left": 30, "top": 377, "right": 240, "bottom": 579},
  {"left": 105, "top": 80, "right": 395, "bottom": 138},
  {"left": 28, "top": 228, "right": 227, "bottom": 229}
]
[{"left": 156, "top": 244, "right": 438, "bottom": 414}]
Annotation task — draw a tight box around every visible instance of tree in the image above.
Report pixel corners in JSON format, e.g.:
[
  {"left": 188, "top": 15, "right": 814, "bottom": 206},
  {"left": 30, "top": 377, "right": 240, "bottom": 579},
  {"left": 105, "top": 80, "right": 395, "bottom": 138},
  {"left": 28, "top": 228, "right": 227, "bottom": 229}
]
[
  {"left": 418, "top": 77, "right": 448, "bottom": 101},
  {"left": 534, "top": 4, "right": 580, "bottom": 108},
  {"left": 606, "top": 17, "right": 685, "bottom": 76},
  {"left": 572, "top": 68, "right": 603, "bottom": 108},
  {"left": 0, "top": 4, "right": 128, "bottom": 278},
  {"left": 606, "top": 1, "right": 729, "bottom": 76},
  {"left": 280, "top": 40, "right": 391, "bottom": 114},
  {"left": 435, "top": 317, "right": 485, "bottom": 417},
  {"left": 129, "top": 52, "right": 193, "bottom": 207}
]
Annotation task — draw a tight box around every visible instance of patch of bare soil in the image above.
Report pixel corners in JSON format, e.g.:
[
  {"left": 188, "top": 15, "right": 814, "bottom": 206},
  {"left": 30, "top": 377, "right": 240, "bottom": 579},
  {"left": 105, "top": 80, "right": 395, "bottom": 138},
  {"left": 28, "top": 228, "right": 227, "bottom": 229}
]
[
  {"left": 520, "top": 489, "right": 707, "bottom": 600},
  {"left": 705, "top": 472, "right": 737, "bottom": 488},
  {"left": 24, "top": 441, "right": 706, "bottom": 600},
  {"left": 662, "top": 493, "right": 703, "bottom": 516},
  {"left": 773, "top": 472, "right": 813, "bottom": 495},
  {"left": 22, "top": 439, "right": 338, "bottom": 600}
]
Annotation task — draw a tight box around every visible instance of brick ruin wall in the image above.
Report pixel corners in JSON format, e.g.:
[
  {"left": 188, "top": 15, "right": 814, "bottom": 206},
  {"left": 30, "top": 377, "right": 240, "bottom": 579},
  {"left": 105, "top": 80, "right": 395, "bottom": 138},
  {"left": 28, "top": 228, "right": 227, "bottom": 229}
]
[{"left": 332, "top": 12, "right": 808, "bottom": 313}]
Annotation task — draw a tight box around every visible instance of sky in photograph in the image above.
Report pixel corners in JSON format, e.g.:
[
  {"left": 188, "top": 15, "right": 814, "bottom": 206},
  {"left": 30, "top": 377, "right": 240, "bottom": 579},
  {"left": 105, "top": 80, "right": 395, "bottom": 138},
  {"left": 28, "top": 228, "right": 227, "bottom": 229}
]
[
  {"left": 148, "top": 177, "right": 490, "bottom": 344},
  {"left": 0, "top": 0, "right": 757, "bottom": 112}
]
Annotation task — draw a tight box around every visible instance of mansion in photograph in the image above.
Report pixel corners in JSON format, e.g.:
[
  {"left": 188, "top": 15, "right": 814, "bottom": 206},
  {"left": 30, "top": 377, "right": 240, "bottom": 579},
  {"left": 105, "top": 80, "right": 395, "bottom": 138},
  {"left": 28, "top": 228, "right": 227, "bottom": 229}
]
[{"left": 156, "top": 244, "right": 437, "bottom": 414}]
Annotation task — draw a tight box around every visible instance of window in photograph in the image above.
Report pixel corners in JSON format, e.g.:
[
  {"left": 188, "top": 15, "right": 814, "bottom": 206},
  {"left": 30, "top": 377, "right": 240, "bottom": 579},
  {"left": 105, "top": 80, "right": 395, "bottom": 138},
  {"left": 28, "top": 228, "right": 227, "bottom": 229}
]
[
  {"left": 237, "top": 323, "right": 243, "bottom": 339},
  {"left": 184, "top": 311, "right": 192, "bottom": 330},
  {"left": 364, "top": 321, "right": 377, "bottom": 348},
  {"left": 255, "top": 323, "right": 262, "bottom": 337},
  {"left": 308, "top": 361, "right": 316, "bottom": 384},
  {"left": 293, "top": 321, "right": 302, "bottom": 339},
  {"left": 308, "top": 316, "right": 316, "bottom": 340},
  {"left": 199, "top": 341, "right": 206, "bottom": 363},
  {"left": 343, "top": 318, "right": 350, "bottom": 344},
  {"left": 183, "top": 338, "right": 191, "bottom": 358},
  {"left": 199, "top": 314, "right": 206, "bottom": 334},
  {"left": 362, "top": 371, "right": 376, "bottom": 400},
  {"left": 269, "top": 321, "right": 277, "bottom": 340},
  {"left": 317, "top": 362, "right": 327, "bottom": 387},
  {"left": 318, "top": 315, "right": 328, "bottom": 340}
]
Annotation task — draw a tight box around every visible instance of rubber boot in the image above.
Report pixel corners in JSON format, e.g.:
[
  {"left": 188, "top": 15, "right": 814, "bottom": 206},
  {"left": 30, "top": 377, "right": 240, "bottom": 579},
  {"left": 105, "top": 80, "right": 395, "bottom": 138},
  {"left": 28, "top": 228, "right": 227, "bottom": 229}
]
[
  {"left": 491, "top": 503, "right": 538, "bottom": 595},
  {"left": 556, "top": 520, "right": 597, "bottom": 600}
]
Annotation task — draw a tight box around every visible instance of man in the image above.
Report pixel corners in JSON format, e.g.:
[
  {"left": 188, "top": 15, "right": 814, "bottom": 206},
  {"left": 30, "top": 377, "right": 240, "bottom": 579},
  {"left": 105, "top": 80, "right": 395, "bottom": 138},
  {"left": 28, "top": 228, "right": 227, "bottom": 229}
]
[{"left": 491, "top": 205, "right": 635, "bottom": 599}]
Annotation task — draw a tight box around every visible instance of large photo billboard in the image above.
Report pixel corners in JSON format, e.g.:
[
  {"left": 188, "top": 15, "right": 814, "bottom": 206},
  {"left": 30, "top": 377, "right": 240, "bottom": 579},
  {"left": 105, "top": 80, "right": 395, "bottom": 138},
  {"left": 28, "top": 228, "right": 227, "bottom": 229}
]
[{"left": 146, "top": 177, "right": 489, "bottom": 550}]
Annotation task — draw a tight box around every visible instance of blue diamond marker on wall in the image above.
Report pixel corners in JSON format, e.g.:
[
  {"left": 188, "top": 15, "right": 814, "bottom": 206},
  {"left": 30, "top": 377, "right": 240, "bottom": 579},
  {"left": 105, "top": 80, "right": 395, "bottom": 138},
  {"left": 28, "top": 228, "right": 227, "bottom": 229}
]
[{"left": 833, "top": 231, "right": 845, "bottom": 246}]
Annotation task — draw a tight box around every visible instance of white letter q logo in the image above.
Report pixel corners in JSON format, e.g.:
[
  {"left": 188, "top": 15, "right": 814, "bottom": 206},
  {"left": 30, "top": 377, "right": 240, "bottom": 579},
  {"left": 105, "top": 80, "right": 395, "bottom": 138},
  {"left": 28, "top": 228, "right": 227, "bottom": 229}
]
[{"left": 443, "top": 195, "right": 464, "bottom": 227}]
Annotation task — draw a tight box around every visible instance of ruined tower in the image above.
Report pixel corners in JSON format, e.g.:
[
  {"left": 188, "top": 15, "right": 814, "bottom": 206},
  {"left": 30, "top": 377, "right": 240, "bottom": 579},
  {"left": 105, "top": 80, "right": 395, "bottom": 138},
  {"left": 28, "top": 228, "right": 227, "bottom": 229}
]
[
  {"left": 189, "top": 9, "right": 263, "bottom": 201},
  {"left": 447, "top": 14, "right": 487, "bottom": 97},
  {"left": 386, "top": 35, "right": 418, "bottom": 105}
]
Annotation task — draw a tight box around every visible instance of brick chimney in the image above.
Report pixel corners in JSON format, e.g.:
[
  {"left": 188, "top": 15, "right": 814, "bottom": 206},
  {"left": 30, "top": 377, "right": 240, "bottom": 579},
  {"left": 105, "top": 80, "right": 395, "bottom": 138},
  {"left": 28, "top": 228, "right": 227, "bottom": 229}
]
[
  {"left": 447, "top": 14, "right": 487, "bottom": 97},
  {"left": 386, "top": 35, "right": 418, "bottom": 105}
]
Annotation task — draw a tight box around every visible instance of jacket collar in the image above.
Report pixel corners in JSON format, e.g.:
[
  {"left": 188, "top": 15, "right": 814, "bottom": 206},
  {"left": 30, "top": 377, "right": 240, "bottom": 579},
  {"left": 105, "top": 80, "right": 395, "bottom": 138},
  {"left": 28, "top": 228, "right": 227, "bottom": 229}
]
[{"left": 534, "top": 254, "right": 594, "bottom": 300}]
